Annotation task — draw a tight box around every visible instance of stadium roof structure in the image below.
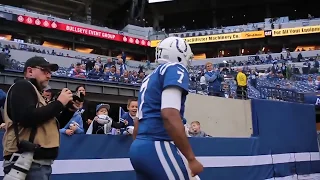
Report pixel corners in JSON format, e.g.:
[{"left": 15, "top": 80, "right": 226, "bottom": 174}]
[
  {"left": 6, "top": 0, "right": 129, "bottom": 19},
  {"left": 148, "top": 0, "right": 291, "bottom": 15}
]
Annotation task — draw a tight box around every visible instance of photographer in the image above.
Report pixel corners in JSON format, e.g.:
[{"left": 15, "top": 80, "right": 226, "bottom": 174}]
[
  {"left": 2, "top": 57, "right": 80, "bottom": 179},
  {"left": 204, "top": 63, "right": 224, "bottom": 97}
]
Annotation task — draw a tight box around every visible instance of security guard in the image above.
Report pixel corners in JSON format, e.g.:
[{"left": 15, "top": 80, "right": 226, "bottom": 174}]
[
  {"left": 2, "top": 56, "right": 80, "bottom": 179},
  {"left": 236, "top": 67, "right": 248, "bottom": 99}
]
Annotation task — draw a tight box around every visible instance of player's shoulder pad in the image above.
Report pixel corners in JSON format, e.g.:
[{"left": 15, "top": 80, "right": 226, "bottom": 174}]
[{"left": 159, "top": 62, "right": 188, "bottom": 76}]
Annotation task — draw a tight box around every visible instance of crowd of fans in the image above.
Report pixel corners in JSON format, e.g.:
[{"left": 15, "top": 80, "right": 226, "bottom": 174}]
[
  {"left": 38, "top": 85, "right": 210, "bottom": 137},
  {"left": 2, "top": 40, "right": 320, "bottom": 100},
  {"left": 1, "top": 40, "right": 320, "bottom": 135},
  {"left": 68, "top": 58, "right": 146, "bottom": 84}
]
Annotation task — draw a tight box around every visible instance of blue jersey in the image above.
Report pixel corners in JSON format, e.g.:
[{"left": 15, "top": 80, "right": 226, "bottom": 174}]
[{"left": 137, "top": 63, "right": 189, "bottom": 141}]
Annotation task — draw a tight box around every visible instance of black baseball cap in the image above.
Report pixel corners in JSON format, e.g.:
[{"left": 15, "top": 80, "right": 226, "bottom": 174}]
[{"left": 23, "top": 56, "right": 59, "bottom": 72}]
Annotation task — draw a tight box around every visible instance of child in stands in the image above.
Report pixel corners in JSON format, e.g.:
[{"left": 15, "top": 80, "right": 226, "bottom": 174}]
[
  {"left": 60, "top": 110, "right": 85, "bottom": 136},
  {"left": 91, "top": 104, "right": 128, "bottom": 134},
  {"left": 188, "top": 121, "right": 210, "bottom": 137},
  {"left": 121, "top": 98, "right": 138, "bottom": 127}
]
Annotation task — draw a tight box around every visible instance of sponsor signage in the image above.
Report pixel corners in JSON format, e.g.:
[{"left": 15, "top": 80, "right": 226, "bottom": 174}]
[
  {"left": 150, "top": 31, "right": 265, "bottom": 47},
  {"left": 264, "top": 30, "right": 272, "bottom": 36},
  {"left": 16, "top": 15, "right": 150, "bottom": 47},
  {"left": 272, "top": 25, "right": 320, "bottom": 37}
]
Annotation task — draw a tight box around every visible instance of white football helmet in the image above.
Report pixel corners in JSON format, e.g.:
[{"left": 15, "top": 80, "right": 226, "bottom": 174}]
[{"left": 156, "top": 36, "right": 193, "bottom": 68}]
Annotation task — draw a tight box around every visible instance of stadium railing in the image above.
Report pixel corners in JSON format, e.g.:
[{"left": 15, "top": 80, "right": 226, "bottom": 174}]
[{"left": 259, "top": 86, "right": 305, "bottom": 103}]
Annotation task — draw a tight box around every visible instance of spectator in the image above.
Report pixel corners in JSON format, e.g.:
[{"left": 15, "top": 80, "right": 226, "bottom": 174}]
[
  {"left": 188, "top": 121, "right": 209, "bottom": 137},
  {"left": 105, "top": 65, "right": 117, "bottom": 81},
  {"left": 104, "top": 58, "right": 115, "bottom": 69},
  {"left": 88, "top": 104, "right": 110, "bottom": 134},
  {"left": 115, "top": 69, "right": 121, "bottom": 81},
  {"left": 130, "top": 71, "right": 138, "bottom": 82},
  {"left": 281, "top": 63, "right": 287, "bottom": 78},
  {"left": 120, "top": 99, "right": 138, "bottom": 127},
  {"left": 204, "top": 62, "right": 223, "bottom": 97},
  {"left": 136, "top": 72, "right": 145, "bottom": 83},
  {"left": 88, "top": 65, "right": 102, "bottom": 79},
  {"left": 236, "top": 67, "right": 247, "bottom": 99},
  {"left": 120, "top": 70, "right": 130, "bottom": 83},
  {"left": 118, "top": 59, "right": 127, "bottom": 75},
  {"left": 85, "top": 59, "right": 95, "bottom": 72},
  {"left": 95, "top": 56, "right": 102, "bottom": 69},
  {"left": 121, "top": 51, "right": 126, "bottom": 64},
  {"left": 249, "top": 70, "right": 258, "bottom": 89},
  {"left": 199, "top": 72, "right": 207, "bottom": 92},
  {"left": 315, "top": 76, "right": 320, "bottom": 86},
  {"left": 60, "top": 109, "right": 85, "bottom": 135},
  {"left": 314, "top": 58, "right": 319, "bottom": 70},
  {"left": 69, "top": 63, "right": 86, "bottom": 78},
  {"left": 42, "top": 86, "right": 54, "bottom": 103},
  {"left": 307, "top": 76, "right": 315, "bottom": 86},
  {"left": 138, "top": 65, "right": 144, "bottom": 74},
  {"left": 80, "top": 64, "right": 86, "bottom": 74},
  {"left": 74, "top": 85, "right": 90, "bottom": 131},
  {"left": 88, "top": 104, "right": 127, "bottom": 134},
  {"left": 103, "top": 67, "right": 110, "bottom": 79}
]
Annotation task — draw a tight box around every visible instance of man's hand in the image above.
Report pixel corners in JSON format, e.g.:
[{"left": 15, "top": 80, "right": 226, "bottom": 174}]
[
  {"left": 93, "top": 116, "right": 99, "bottom": 121},
  {"left": 0, "top": 123, "right": 5, "bottom": 129},
  {"left": 68, "top": 100, "right": 82, "bottom": 112},
  {"left": 87, "top": 119, "right": 92, "bottom": 125},
  {"left": 57, "top": 88, "right": 73, "bottom": 106},
  {"left": 65, "top": 129, "right": 74, "bottom": 136},
  {"left": 70, "top": 124, "right": 78, "bottom": 131},
  {"left": 188, "top": 158, "right": 203, "bottom": 177},
  {"left": 123, "top": 120, "right": 128, "bottom": 126}
]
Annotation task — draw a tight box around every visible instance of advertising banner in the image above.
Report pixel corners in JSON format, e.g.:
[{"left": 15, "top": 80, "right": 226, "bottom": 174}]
[
  {"left": 15, "top": 15, "right": 150, "bottom": 47},
  {"left": 272, "top": 25, "right": 320, "bottom": 37},
  {"left": 150, "top": 31, "right": 265, "bottom": 47}
]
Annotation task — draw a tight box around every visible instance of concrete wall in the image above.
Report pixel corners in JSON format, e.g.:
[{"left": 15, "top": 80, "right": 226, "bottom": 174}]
[{"left": 184, "top": 94, "right": 253, "bottom": 137}]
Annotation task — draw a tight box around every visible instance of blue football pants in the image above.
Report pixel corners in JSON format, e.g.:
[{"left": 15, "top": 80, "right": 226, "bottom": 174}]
[{"left": 129, "top": 139, "right": 193, "bottom": 180}]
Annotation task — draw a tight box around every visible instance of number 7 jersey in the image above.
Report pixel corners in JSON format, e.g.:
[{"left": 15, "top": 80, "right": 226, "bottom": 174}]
[{"left": 137, "top": 62, "right": 189, "bottom": 141}]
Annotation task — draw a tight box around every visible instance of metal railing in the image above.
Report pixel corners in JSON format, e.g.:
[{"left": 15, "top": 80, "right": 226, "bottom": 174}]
[{"left": 259, "top": 86, "right": 305, "bottom": 103}]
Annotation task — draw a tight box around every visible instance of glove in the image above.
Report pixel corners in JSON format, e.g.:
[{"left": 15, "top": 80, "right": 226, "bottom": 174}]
[
  {"left": 96, "top": 115, "right": 113, "bottom": 124},
  {"left": 125, "top": 126, "right": 134, "bottom": 135}
]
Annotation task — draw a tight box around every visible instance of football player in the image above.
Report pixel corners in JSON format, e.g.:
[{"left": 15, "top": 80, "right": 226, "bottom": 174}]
[{"left": 129, "top": 37, "right": 203, "bottom": 180}]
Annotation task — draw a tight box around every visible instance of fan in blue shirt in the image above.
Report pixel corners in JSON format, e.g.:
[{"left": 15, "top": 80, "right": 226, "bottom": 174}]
[
  {"left": 129, "top": 37, "right": 203, "bottom": 180},
  {"left": 60, "top": 111, "right": 84, "bottom": 135},
  {"left": 121, "top": 99, "right": 138, "bottom": 127}
]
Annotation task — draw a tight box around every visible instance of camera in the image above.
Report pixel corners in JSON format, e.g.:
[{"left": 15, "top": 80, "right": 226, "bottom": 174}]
[
  {"left": 3, "top": 141, "right": 40, "bottom": 180},
  {"left": 73, "top": 92, "right": 85, "bottom": 102},
  {"left": 55, "top": 91, "right": 85, "bottom": 109}
]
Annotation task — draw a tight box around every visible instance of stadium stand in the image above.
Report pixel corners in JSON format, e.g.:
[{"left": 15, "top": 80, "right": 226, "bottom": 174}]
[
  {"left": 167, "top": 16, "right": 320, "bottom": 38},
  {"left": 1, "top": 38, "right": 320, "bottom": 100},
  {"left": 0, "top": 1, "right": 320, "bottom": 180}
]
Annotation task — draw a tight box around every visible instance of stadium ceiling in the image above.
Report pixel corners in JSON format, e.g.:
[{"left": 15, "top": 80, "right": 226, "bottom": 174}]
[
  {"left": 9, "top": 0, "right": 129, "bottom": 19},
  {"left": 149, "top": 0, "right": 291, "bottom": 15}
]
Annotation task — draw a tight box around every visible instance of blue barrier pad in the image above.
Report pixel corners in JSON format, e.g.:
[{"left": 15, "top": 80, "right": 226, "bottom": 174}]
[{"left": 0, "top": 99, "right": 319, "bottom": 180}]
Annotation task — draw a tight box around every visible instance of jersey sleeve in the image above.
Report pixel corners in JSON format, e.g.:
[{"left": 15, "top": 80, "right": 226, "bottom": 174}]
[{"left": 162, "top": 64, "right": 189, "bottom": 92}]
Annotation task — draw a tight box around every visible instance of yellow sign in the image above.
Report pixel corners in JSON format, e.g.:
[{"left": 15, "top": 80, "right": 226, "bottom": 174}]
[
  {"left": 150, "top": 31, "right": 265, "bottom": 47},
  {"left": 184, "top": 32, "right": 243, "bottom": 44},
  {"left": 240, "top": 31, "right": 265, "bottom": 39},
  {"left": 272, "top": 25, "right": 320, "bottom": 37},
  {"left": 150, "top": 40, "right": 161, "bottom": 47}
]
